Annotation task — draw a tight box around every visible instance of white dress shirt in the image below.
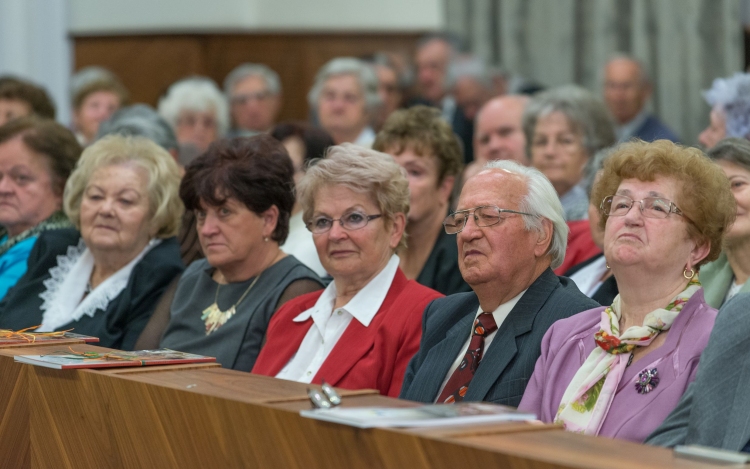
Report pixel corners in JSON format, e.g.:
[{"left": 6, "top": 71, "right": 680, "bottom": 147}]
[
  {"left": 569, "top": 255, "right": 609, "bottom": 297},
  {"left": 275, "top": 254, "right": 399, "bottom": 383},
  {"left": 354, "top": 127, "right": 376, "bottom": 148},
  {"left": 435, "top": 289, "right": 527, "bottom": 401},
  {"left": 280, "top": 212, "right": 327, "bottom": 278}
]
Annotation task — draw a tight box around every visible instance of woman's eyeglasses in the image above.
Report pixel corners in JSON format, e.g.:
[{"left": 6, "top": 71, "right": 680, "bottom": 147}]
[
  {"left": 307, "top": 212, "right": 382, "bottom": 234},
  {"left": 600, "top": 195, "right": 685, "bottom": 219}
]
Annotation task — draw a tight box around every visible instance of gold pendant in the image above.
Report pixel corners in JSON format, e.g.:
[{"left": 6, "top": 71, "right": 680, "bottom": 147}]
[{"left": 201, "top": 302, "right": 237, "bottom": 335}]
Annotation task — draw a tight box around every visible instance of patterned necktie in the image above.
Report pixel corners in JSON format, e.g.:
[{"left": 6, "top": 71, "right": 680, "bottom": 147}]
[{"left": 437, "top": 312, "right": 498, "bottom": 404}]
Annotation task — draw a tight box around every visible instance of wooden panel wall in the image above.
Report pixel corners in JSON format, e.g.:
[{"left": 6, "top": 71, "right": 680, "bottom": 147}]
[{"left": 74, "top": 33, "right": 423, "bottom": 122}]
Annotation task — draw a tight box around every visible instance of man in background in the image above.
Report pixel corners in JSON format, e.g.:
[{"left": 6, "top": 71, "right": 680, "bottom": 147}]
[{"left": 224, "top": 63, "right": 282, "bottom": 137}]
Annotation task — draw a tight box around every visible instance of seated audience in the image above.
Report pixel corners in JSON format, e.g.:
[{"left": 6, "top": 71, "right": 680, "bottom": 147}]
[
  {"left": 308, "top": 58, "right": 380, "bottom": 147},
  {"left": 224, "top": 63, "right": 282, "bottom": 136},
  {"left": 602, "top": 55, "right": 679, "bottom": 142},
  {"left": 646, "top": 293, "right": 750, "bottom": 450},
  {"left": 700, "top": 138, "right": 750, "bottom": 307},
  {"left": 158, "top": 76, "right": 228, "bottom": 156},
  {"left": 253, "top": 144, "right": 442, "bottom": 396},
  {"left": 463, "top": 95, "right": 529, "bottom": 184},
  {"left": 373, "top": 105, "right": 470, "bottom": 295},
  {"left": 158, "top": 136, "right": 324, "bottom": 370},
  {"left": 70, "top": 68, "right": 128, "bottom": 146},
  {"left": 97, "top": 104, "right": 203, "bottom": 265},
  {"left": 0, "top": 118, "right": 81, "bottom": 299},
  {"left": 524, "top": 85, "right": 617, "bottom": 221},
  {"left": 270, "top": 121, "right": 334, "bottom": 277},
  {"left": 519, "top": 140, "right": 735, "bottom": 442},
  {"left": 400, "top": 160, "right": 598, "bottom": 406},
  {"left": 699, "top": 72, "right": 750, "bottom": 149},
  {"left": 0, "top": 135, "right": 184, "bottom": 350},
  {"left": 0, "top": 77, "right": 56, "bottom": 126}
]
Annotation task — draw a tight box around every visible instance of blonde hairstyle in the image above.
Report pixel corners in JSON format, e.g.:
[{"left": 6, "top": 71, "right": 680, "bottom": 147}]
[
  {"left": 591, "top": 139, "right": 735, "bottom": 267},
  {"left": 297, "top": 143, "right": 410, "bottom": 251},
  {"left": 63, "top": 135, "right": 184, "bottom": 238}
]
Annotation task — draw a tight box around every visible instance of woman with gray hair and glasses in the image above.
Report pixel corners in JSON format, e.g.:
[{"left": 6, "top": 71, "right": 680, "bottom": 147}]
[
  {"left": 524, "top": 85, "right": 617, "bottom": 221},
  {"left": 701, "top": 138, "right": 750, "bottom": 307},
  {"left": 253, "top": 144, "right": 442, "bottom": 396},
  {"left": 308, "top": 58, "right": 381, "bottom": 147}
]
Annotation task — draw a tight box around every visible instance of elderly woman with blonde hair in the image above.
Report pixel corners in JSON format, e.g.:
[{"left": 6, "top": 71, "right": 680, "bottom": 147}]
[
  {"left": 253, "top": 144, "right": 442, "bottom": 396},
  {"left": 0, "top": 135, "right": 184, "bottom": 350},
  {"left": 519, "top": 140, "right": 736, "bottom": 442}
]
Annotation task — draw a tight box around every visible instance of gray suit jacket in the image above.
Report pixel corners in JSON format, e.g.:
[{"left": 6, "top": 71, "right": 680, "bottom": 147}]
[
  {"left": 399, "top": 268, "right": 599, "bottom": 406},
  {"left": 647, "top": 292, "right": 750, "bottom": 450}
]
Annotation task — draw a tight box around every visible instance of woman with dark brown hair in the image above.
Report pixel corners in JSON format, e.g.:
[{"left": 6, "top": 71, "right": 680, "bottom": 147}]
[{"left": 158, "top": 135, "right": 324, "bottom": 370}]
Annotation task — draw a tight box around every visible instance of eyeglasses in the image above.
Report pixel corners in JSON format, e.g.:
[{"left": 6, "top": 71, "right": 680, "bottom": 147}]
[
  {"left": 443, "top": 205, "right": 533, "bottom": 234},
  {"left": 600, "top": 195, "right": 685, "bottom": 219},
  {"left": 307, "top": 212, "right": 382, "bottom": 234},
  {"left": 231, "top": 91, "right": 272, "bottom": 105}
]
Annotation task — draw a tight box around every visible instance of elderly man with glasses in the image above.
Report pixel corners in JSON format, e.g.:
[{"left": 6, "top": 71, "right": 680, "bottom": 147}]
[{"left": 400, "top": 160, "right": 598, "bottom": 406}]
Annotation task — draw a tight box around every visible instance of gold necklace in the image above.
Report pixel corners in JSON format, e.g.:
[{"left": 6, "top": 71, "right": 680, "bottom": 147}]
[{"left": 201, "top": 272, "right": 262, "bottom": 335}]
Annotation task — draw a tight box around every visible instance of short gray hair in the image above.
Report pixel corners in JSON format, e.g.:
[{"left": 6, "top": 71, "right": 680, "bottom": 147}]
[
  {"left": 297, "top": 143, "right": 409, "bottom": 251},
  {"left": 97, "top": 104, "right": 178, "bottom": 153},
  {"left": 447, "top": 55, "right": 492, "bottom": 90},
  {"left": 523, "top": 85, "right": 616, "bottom": 160},
  {"left": 483, "top": 159, "right": 568, "bottom": 269},
  {"left": 703, "top": 73, "right": 750, "bottom": 140},
  {"left": 603, "top": 53, "right": 651, "bottom": 86},
  {"left": 157, "top": 76, "right": 229, "bottom": 136},
  {"left": 307, "top": 58, "right": 381, "bottom": 113},
  {"left": 223, "top": 63, "right": 281, "bottom": 97},
  {"left": 707, "top": 137, "right": 750, "bottom": 172}
]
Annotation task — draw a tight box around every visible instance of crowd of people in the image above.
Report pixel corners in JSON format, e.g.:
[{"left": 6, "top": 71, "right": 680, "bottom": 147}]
[{"left": 3, "top": 31, "right": 750, "bottom": 452}]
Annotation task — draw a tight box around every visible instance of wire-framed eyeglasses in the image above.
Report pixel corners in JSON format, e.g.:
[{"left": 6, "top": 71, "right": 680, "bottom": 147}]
[
  {"left": 443, "top": 205, "right": 533, "bottom": 234},
  {"left": 306, "top": 212, "right": 382, "bottom": 234},
  {"left": 600, "top": 195, "right": 686, "bottom": 219}
]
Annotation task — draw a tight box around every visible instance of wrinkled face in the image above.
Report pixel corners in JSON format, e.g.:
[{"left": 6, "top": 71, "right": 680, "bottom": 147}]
[
  {"left": 474, "top": 98, "right": 527, "bottom": 165},
  {"left": 0, "top": 99, "right": 32, "bottom": 126},
  {"left": 80, "top": 163, "right": 152, "bottom": 259},
  {"left": 603, "top": 177, "right": 701, "bottom": 273},
  {"left": 603, "top": 59, "right": 650, "bottom": 124},
  {"left": 196, "top": 196, "right": 273, "bottom": 272},
  {"left": 390, "top": 148, "right": 451, "bottom": 225},
  {"left": 311, "top": 185, "right": 401, "bottom": 281},
  {"left": 230, "top": 75, "right": 280, "bottom": 132},
  {"left": 75, "top": 91, "right": 121, "bottom": 142},
  {"left": 175, "top": 109, "right": 219, "bottom": 153},
  {"left": 455, "top": 170, "right": 540, "bottom": 289},
  {"left": 0, "top": 137, "right": 61, "bottom": 237},
  {"left": 375, "top": 65, "right": 402, "bottom": 123},
  {"left": 317, "top": 74, "right": 368, "bottom": 141},
  {"left": 530, "top": 112, "right": 589, "bottom": 196},
  {"left": 719, "top": 160, "right": 750, "bottom": 244},
  {"left": 454, "top": 77, "right": 491, "bottom": 121},
  {"left": 415, "top": 40, "right": 450, "bottom": 103},
  {"left": 698, "top": 109, "right": 726, "bottom": 150}
]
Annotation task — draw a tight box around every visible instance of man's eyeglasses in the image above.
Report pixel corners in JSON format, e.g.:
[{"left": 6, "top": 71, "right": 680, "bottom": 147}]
[
  {"left": 443, "top": 205, "right": 533, "bottom": 234},
  {"left": 307, "top": 212, "right": 382, "bottom": 234},
  {"left": 600, "top": 195, "right": 686, "bottom": 219}
]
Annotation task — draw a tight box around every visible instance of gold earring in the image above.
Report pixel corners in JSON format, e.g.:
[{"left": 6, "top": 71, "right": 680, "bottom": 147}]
[
  {"left": 606, "top": 263, "right": 610, "bottom": 269},
  {"left": 683, "top": 267, "right": 695, "bottom": 279}
]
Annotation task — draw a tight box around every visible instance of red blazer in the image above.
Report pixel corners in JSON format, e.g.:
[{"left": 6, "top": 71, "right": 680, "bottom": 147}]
[
  {"left": 554, "top": 219, "right": 601, "bottom": 275},
  {"left": 252, "top": 268, "right": 443, "bottom": 397}
]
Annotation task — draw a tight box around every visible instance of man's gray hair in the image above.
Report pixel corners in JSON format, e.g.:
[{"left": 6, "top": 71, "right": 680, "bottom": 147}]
[
  {"left": 603, "top": 53, "right": 651, "bottom": 86},
  {"left": 307, "top": 57, "right": 381, "bottom": 113},
  {"left": 157, "top": 76, "right": 229, "bottom": 136},
  {"left": 97, "top": 104, "right": 178, "bottom": 153},
  {"left": 484, "top": 159, "right": 568, "bottom": 269},
  {"left": 447, "top": 55, "right": 492, "bottom": 90},
  {"left": 223, "top": 63, "right": 281, "bottom": 97},
  {"left": 523, "top": 85, "right": 616, "bottom": 160}
]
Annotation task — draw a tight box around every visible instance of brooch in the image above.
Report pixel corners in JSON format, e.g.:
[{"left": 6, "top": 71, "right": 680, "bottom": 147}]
[{"left": 635, "top": 368, "right": 659, "bottom": 394}]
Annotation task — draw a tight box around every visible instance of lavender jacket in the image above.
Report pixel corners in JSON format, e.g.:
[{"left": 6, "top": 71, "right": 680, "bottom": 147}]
[{"left": 518, "top": 290, "right": 717, "bottom": 443}]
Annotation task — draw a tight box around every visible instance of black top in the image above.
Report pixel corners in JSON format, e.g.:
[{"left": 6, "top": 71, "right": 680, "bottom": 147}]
[
  {"left": 416, "top": 229, "right": 471, "bottom": 296},
  {"left": 563, "top": 253, "right": 619, "bottom": 306},
  {"left": 0, "top": 229, "right": 184, "bottom": 350}
]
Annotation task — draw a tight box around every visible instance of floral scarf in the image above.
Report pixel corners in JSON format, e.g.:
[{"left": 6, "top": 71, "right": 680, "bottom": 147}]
[
  {"left": 554, "top": 276, "right": 701, "bottom": 435},
  {"left": 0, "top": 211, "right": 71, "bottom": 257}
]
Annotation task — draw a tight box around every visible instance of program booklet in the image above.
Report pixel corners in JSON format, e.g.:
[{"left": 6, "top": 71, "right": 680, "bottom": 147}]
[
  {"left": 300, "top": 402, "right": 535, "bottom": 428},
  {"left": 0, "top": 331, "right": 100, "bottom": 346},
  {"left": 14, "top": 348, "right": 216, "bottom": 369}
]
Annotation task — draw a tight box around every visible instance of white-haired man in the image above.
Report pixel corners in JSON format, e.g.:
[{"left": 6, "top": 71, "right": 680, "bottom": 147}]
[
  {"left": 400, "top": 161, "right": 598, "bottom": 406},
  {"left": 603, "top": 55, "right": 678, "bottom": 142},
  {"left": 224, "top": 63, "right": 282, "bottom": 136}
]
